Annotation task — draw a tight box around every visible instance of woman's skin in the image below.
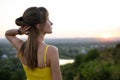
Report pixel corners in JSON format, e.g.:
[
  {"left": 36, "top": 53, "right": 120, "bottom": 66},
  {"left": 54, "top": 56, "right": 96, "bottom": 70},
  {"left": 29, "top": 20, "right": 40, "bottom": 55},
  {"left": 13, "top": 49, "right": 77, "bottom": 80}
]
[{"left": 5, "top": 17, "right": 62, "bottom": 80}]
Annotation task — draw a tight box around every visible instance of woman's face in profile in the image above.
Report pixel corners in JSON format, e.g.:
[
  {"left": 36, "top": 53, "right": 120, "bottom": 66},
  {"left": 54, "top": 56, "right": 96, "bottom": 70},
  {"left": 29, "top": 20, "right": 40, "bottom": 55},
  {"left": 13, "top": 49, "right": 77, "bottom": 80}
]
[{"left": 42, "top": 17, "right": 53, "bottom": 34}]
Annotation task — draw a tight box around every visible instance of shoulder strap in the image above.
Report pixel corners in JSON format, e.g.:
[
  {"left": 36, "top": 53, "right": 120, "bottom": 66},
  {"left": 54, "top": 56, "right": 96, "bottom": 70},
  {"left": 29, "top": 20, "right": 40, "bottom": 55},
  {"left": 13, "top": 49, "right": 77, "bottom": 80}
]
[{"left": 44, "top": 45, "right": 49, "bottom": 67}]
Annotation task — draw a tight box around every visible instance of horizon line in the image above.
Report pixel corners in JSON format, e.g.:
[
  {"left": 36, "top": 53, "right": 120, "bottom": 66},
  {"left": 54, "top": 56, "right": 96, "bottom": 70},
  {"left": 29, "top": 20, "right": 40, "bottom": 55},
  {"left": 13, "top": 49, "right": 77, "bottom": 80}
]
[{"left": 1, "top": 37, "right": 120, "bottom": 39}]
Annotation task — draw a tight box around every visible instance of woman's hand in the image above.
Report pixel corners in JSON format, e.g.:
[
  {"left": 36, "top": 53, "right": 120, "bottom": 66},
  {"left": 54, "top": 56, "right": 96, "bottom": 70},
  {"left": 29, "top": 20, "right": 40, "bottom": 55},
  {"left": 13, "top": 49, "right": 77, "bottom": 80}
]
[{"left": 18, "top": 26, "right": 31, "bottom": 35}]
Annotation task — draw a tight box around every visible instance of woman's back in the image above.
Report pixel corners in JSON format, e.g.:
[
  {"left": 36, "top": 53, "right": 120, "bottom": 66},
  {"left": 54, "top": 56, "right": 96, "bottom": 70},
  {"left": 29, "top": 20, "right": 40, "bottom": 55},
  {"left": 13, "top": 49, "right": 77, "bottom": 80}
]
[
  {"left": 20, "top": 44, "right": 50, "bottom": 67},
  {"left": 21, "top": 45, "right": 53, "bottom": 80}
]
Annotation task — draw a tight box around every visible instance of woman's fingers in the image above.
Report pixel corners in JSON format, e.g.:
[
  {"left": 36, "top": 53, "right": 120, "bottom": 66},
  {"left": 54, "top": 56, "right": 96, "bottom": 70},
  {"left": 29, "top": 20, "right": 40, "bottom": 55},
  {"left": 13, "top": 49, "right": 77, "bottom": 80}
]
[
  {"left": 22, "top": 26, "right": 31, "bottom": 31},
  {"left": 18, "top": 26, "right": 30, "bottom": 35},
  {"left": 25, "top": 31, "right": 29, "bottom": 35},
  {"left": 25, "top": 26, "right": 31, "bottom": 31},
  {"left": 23, "top": 26, "right": 30, "bottom": 35}
]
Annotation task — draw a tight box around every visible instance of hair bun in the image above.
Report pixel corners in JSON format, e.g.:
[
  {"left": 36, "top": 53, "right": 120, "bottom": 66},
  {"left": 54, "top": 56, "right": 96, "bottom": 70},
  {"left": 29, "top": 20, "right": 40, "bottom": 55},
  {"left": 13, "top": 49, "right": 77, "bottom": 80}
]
[{"left": 15, "top": 17, "right": 26, "bottom": 26}]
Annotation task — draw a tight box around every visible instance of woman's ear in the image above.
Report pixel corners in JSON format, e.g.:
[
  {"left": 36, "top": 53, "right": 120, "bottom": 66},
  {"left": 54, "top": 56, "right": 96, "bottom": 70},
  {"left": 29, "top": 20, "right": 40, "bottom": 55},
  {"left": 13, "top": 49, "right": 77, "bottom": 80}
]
[{"left": 36, "top": 24, "right": 41, "bottom": 30}]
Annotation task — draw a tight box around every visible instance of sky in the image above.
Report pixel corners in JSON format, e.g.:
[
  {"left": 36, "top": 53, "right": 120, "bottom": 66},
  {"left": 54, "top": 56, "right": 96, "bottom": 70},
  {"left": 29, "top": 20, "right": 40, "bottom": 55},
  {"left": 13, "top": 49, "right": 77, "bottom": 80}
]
[{"left": 0, "top": 0, "right": 120, "bottom": 39}]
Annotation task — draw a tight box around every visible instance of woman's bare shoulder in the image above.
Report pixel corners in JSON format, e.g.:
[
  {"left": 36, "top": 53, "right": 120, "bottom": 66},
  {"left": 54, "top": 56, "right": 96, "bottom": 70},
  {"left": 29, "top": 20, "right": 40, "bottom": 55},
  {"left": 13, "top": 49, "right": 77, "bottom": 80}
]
[
  {"left": 48, "top": 45, "right": 59, "bottom": 55},
  {"left": 48, "top": 45, "right": 58, "bottom": 50}
]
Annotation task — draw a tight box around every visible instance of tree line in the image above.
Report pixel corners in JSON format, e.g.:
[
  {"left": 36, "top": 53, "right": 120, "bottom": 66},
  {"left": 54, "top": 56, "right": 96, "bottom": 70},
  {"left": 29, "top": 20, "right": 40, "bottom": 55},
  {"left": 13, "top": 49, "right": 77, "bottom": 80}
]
[{"left": 61, "top": 43, "right": 120, "bottom": 80}]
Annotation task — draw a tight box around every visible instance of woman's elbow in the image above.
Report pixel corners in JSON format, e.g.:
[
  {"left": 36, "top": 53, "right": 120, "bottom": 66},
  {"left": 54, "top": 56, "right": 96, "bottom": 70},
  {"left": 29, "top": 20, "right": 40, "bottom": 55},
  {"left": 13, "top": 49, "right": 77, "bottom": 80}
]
[{"left": 5, "top": 31, "right": 9, "bottom": 37}]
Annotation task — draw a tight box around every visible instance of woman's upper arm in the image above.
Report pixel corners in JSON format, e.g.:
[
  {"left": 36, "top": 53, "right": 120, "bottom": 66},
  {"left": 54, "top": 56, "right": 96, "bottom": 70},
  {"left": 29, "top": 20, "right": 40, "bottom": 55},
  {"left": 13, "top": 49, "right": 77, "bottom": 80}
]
[
  {"left": 50, "top": 46, "right": 62, "bottom": 80},
  {"left": 5, "top": 35, "right": 24, "bottom": 51}
]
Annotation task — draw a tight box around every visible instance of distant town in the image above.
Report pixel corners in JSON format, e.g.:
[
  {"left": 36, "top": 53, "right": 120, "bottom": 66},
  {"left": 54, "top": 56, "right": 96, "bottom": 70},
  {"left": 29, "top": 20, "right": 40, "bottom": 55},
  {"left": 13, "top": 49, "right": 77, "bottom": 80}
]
[{"left": 0, "top": 38, "right": 120, "bottom": 59}]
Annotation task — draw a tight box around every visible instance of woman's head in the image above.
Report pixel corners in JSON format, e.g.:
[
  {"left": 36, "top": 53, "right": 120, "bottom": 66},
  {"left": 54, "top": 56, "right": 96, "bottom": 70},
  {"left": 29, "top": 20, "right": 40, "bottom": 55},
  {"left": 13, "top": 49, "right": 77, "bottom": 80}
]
[
  {"left": 17, "top": 7, "right": 52, "bottom": 69},
  {"left": 16, "top": 7, "right": 53, "bottom": 34}
]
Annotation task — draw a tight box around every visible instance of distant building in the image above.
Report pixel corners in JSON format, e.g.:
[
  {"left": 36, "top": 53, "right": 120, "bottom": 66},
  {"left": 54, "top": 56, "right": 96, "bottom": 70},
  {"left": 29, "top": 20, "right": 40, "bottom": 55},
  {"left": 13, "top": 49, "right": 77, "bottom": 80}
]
[
  {"left": 1, "top": 54, "right": 8, "bottom": 59},
  {"left": 81, "top": 48, "right": 87, "bottom": 54}
]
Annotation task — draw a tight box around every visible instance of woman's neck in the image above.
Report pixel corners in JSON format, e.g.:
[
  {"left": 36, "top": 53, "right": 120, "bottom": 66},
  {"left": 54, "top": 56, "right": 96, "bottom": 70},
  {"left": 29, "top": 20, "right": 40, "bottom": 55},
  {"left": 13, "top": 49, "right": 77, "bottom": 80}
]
[{"left": 38, "top": 33, "right": 45, "bottom": 44}]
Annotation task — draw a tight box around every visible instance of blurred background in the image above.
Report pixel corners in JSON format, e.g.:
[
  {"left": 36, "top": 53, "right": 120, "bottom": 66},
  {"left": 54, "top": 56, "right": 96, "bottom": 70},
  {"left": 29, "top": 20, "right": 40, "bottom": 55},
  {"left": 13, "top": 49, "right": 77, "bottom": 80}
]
[{"left": 0, "top": 0, "right": 120, "bottom": 80}]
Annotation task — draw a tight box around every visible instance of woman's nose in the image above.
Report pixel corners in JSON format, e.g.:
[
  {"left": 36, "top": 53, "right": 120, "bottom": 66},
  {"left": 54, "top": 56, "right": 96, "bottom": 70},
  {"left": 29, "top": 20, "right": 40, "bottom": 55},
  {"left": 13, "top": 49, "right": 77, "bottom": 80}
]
[{"left": 50, "top": 21, "right": 53, "bottom": 25}]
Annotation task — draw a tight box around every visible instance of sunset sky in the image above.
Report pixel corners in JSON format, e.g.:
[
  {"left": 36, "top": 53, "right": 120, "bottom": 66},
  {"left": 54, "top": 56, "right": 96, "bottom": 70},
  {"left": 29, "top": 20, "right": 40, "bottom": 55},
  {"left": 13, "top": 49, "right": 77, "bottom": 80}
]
[{"left": 0, "top": 0, "right": 120, "bottom": 39}]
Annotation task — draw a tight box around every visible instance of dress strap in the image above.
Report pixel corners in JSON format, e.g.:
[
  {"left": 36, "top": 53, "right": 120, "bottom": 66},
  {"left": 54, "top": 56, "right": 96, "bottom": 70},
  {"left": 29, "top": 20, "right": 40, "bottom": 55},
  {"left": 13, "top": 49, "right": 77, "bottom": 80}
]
[{"left": 44, "top": 45, "right": 49, "bottom": 67}]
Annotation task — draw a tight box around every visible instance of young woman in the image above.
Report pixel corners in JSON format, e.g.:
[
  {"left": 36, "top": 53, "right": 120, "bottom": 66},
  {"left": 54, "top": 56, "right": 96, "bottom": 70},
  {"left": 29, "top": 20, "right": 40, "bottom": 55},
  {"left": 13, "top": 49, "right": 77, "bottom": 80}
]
[{"left": 5, "top": 7, "right": 62, "bottom": 80}]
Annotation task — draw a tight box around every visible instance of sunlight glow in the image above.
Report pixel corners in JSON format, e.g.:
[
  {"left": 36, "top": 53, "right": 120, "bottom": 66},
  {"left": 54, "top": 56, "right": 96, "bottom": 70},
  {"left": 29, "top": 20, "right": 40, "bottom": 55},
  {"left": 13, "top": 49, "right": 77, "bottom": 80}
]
[{"left": 101, "top": 33, "right": 112, "bottom": 39}]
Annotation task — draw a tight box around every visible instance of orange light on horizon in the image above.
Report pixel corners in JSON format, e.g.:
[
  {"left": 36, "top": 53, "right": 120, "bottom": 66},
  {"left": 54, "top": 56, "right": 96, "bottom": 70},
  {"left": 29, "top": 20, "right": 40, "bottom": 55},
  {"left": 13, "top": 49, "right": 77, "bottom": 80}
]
[{"left": 100, "top": 33, "right": 113, "bottom": 39}]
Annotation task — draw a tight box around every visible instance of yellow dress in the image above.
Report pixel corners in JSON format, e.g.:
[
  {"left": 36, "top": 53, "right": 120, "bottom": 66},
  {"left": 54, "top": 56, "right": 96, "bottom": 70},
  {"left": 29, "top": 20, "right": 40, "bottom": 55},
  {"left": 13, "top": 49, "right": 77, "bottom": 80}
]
[{"left": 22, "top": 45, "right": 53, "bottom": 80}]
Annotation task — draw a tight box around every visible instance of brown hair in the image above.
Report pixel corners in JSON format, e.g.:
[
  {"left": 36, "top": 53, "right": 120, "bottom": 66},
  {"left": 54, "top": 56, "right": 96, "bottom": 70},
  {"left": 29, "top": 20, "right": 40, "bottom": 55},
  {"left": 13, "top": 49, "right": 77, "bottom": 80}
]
[{"left": 15, "top": 7, "right": 48, "bottom": 69}]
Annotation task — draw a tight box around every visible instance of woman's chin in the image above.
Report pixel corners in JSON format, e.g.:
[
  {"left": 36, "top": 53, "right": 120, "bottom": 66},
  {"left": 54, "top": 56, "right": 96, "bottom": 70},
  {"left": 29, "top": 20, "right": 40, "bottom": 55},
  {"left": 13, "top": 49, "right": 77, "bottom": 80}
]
[{"left": 47, "top": 31, "right": 52, "bottom": 34}]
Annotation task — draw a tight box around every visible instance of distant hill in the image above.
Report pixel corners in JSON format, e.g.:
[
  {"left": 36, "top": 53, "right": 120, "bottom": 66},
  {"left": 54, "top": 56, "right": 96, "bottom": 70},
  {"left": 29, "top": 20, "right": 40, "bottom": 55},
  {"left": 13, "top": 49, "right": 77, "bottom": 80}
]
[
  {"left": 0, "top": 39, "right": 10, "bottom": 43},
  {"left": 45, "top": 38, "right": 120, "bottom": 44},
  {"left": 1, "top": 38, "right": 120, "bottom": 44}
]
